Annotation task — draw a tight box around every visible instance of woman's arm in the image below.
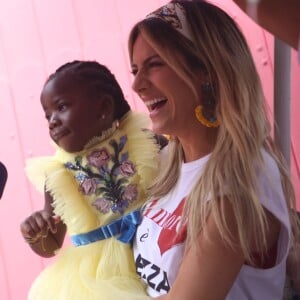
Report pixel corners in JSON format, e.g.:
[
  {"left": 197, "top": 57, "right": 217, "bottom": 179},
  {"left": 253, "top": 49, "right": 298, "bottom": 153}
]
[
  {"left": 287, "top": 241, "right": 300, "bottom": 293},
  {"left": 233, "top": 0, "right": 300, "bottom": 49},
  {"left": 154, "top": 199, "right": 280, "bottom": 300},
  {"left": 165, "top": 203, "right": 244, "bottom": 300}
]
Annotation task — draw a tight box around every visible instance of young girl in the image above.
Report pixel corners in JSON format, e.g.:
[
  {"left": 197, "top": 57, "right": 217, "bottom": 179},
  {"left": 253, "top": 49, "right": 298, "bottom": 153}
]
[{"left": 20, "top": 60, "right": 160, "bottom": 300}]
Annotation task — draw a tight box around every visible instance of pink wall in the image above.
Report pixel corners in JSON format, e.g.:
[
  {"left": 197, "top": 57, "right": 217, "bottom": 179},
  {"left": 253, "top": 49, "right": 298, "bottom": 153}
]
[{"left": 0, "top": 1, "right": 299, "bottom": 299}]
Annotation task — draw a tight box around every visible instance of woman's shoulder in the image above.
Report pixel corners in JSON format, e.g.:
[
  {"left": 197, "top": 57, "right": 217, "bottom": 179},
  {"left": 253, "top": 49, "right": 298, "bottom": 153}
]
[
  {"left": 258, "top": 149, "right": 290, "bottom": 223},
  {"left": 259, "top": 149, "right": 281, "bottom": 180}
]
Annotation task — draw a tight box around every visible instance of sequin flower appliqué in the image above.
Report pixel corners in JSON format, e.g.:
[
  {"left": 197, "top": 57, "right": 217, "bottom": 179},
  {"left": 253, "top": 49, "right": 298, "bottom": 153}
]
[{"left": 64, "top": 135, "right": 138, "bottom": 214}]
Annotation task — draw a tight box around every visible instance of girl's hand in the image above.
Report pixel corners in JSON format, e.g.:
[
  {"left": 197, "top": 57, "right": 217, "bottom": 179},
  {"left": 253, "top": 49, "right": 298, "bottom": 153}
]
[
  {"left": 20, "top": 209, "right": 65, "bottom": 258},
  {"left": 20, "top": 210, "right": 60, "bottom": 243}
]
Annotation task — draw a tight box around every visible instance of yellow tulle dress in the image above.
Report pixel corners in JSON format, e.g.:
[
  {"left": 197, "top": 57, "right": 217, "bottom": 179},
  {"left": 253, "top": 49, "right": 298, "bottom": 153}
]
[{"left": 25, "top": 112, "right": 159, "bottom": 300}]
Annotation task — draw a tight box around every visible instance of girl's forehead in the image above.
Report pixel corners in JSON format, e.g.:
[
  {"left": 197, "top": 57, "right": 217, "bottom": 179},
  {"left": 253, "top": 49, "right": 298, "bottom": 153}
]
[
  {"left": 43, "top": 75, "right": 87, "bottom": 95},
  {"left": 47, "top": 74, "right": 80, "bottom": 88}
]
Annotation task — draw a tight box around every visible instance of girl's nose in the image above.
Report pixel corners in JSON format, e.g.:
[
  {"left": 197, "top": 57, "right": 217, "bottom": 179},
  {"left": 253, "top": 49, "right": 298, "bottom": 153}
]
[{"left": 49, "top": 114, "right": 60, "bottom": 129}]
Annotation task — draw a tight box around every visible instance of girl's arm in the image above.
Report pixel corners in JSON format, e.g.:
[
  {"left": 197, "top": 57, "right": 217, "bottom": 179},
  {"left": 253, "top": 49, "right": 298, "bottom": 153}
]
[{"left": 20, "top": 190, "right": 66, "bottom": 258}]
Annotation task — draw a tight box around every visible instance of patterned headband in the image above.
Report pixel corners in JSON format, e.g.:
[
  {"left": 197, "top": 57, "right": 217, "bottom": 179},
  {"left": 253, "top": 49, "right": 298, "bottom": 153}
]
[{"left": 146, "top": 2, "right": 194, "bottom": 42}]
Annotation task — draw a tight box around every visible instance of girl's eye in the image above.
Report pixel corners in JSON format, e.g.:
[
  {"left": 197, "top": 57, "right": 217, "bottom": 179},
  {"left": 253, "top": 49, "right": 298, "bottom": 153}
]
[{"left": 57, "top": 103, "right": 67, "bottom": 111}]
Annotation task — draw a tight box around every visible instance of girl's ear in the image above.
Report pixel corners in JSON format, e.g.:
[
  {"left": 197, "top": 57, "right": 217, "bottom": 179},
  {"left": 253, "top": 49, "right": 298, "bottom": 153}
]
[{"left": 97, "top": 94, "right": 114, "bottom": 119}]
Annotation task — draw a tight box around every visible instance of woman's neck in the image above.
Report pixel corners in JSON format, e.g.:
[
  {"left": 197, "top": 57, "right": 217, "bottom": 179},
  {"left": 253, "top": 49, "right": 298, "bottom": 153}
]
[{"left": 178, "top": 128, "right": 218, "bottom": 163}]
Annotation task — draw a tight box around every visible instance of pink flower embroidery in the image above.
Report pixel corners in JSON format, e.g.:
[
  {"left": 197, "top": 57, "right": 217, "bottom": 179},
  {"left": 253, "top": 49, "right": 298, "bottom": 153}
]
[
  {"left": 92, "top": 198, "right": 111, "bottom": 214},
  {"left": 122, "top": 184, "right": 138, "bottom": 202},
  {"left": 119, "top": 161, "right": 135, "bottom": 177},
  {"left": 87, "top": 148, "right": 110, "bottom": 168},
  {"left": 80, "top": 178, "right": 97, "bottom": 195},
  {"left": 65, "top": 135, "right": 138, "bottom": 214}
]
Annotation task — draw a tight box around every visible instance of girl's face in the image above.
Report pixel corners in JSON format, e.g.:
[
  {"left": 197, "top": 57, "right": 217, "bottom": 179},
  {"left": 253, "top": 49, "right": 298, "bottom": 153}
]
[
  {"left": 131, "top": 34, "right": 201, "bottom": 137},
  {"left": 40, "top": 76, "right": 112, "bottom": 153}
]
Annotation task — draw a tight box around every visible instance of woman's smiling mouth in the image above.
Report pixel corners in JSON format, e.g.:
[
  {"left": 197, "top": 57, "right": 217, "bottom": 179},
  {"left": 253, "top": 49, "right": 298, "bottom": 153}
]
[{"left": 144, "top": 97, "right": 167, "bottom": 111}]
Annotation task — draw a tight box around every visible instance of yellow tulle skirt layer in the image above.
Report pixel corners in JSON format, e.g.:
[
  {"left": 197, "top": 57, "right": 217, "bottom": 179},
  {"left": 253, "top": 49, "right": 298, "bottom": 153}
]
[{"left": 28, "top": 239, "right": 150, "bottom": 300}]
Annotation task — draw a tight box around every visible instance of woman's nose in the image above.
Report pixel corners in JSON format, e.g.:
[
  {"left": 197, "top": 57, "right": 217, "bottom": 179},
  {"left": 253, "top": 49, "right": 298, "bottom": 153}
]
[{"left": 132, "top": 72, "right": 150, "bottom": 95}]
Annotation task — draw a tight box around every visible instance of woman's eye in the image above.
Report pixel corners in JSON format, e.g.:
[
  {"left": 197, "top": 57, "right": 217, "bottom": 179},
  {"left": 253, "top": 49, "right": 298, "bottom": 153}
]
[
  {"left": 131, "top": 69, "right": 138, "bottom": 76},
  {"left": 131, "top": 59, "right": 164, "bottom": 77},
  {"left": 148, "top": 61, "right": 164, "bottom": 68}
]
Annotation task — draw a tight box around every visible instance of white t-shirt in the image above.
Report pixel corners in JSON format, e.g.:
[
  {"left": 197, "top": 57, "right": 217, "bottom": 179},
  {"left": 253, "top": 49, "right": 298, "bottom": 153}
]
[{"left": 133, "top": 148, "right": 291, "bottom": 299}]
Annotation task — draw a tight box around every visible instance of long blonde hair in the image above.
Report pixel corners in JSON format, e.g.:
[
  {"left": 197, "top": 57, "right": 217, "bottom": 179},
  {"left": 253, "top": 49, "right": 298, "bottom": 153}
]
[{"left": 128, "top": 0, "right": 298, "bottom": 262}]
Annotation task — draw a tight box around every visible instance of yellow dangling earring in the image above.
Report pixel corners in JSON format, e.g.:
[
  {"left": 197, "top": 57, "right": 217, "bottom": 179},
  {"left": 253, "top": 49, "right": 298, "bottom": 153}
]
[
  {"left": 195, "top": 82, "right": 220, "bottom": 128},
  {"left": 195, "top": 105, "right": 220, "bottom": 128}
]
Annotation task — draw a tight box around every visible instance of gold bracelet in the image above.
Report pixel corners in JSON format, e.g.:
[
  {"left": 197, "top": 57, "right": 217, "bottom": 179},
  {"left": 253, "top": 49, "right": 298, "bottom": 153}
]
[
  {"left": 24, "top": 234, "right": 42, "bottom": 244},
  {"left": 24, "top": 229, "right": 48, "bottom": 251}
]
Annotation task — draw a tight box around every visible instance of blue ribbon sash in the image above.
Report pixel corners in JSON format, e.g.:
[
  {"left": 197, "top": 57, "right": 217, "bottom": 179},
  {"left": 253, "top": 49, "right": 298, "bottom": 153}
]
[{"left": 70, "top": 210, "right": 141, "bottom": 246}]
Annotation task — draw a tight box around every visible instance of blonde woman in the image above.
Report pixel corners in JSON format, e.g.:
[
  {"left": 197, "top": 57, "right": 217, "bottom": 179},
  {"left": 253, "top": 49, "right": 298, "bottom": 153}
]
[{"left": 128, "top": 1, "right": 299, "bottom": 299}]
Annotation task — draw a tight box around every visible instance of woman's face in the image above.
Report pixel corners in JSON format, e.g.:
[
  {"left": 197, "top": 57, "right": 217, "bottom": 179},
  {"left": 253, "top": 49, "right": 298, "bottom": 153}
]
[{"left": 131, "top": 34, "right": 201, "bottom": 137}]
